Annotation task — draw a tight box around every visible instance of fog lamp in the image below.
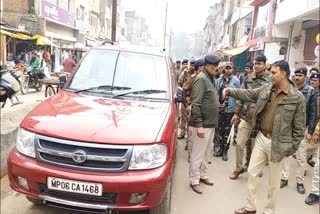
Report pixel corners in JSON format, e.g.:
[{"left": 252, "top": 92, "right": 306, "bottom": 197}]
[
  {"left": 17, "top": 176, "right": 29, "bottom": 190},
  {"left": 129, "top": 193, "right": 148, "bottom": 204}
]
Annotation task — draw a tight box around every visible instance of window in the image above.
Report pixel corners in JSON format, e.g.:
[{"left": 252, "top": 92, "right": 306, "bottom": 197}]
[
  {"left": 67, "top": 49, "right": 170, "bottom": 100},
  {"left": 256, "top": 2, "right": 269, "bottom": 27},
  {"left": 89, "top": 12, "right": 98, "bottom": 28},
  {"left": 76, "top": 6, "right": 85, "bottom": 20}
]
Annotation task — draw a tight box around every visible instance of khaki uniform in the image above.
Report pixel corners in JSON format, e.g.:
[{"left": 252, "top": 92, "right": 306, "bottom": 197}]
[
  {"left": 229, "top": 83, "right": 306, "bottom": 214},
  {"left": 234, "top": 72, "right": 271, "bottom": 171},
  {"left": 177, "top": 68, "right": 189, "bottom": 137}
]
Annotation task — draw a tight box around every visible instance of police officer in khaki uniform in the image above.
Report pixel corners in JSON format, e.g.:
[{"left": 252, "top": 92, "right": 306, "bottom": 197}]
[
  {"left": 177, "top": 59, "right": 189, "bottom": 139},
  {"left": 229, "top": 56, "right": 271, "bottom": 180},
  {"left": 280, "top": 67, "right": 318, "bottom": 194},
  {"left": 225, "top": 60, "right": 305, "bottom": 214}
]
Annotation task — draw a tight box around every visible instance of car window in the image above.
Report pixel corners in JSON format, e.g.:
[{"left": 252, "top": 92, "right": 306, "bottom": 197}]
[
  {"left": 67, "top": 49, "right": 170, "bottom": 100},
  {"left": 68, "top": 49, "right": 119, "bottom": 89}
]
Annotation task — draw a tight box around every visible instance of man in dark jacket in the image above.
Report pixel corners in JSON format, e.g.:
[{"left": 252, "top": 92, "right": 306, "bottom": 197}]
[
  {"left": 188, "top": 55, "right": 220, "bottom": 194},
  {"left": 224, "top": 60, "right": 306, "bottom": 214},
  {"left": 280, "top": 66, "right": 318, "bottom": 194}
]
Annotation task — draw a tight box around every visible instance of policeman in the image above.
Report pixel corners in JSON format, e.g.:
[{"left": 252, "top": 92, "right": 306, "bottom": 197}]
[
  {"left": 189, "top": 55, "right": 220, "bottom": 194},
  {"left": 175, "top": 60, "right": 181, "bottom": 79},
  {"left": 229, "top": 55, "right": 271, "bottom": 180},
  {"left": 280, "top": 66, "right": 318, "bottom": 194},
  {"left": 239, "top": 62, "right": 254, "bottom": 86},
  {"left": 177, "top": 59, "right": 189, "bottom": 86},
  {"left": 184, "top": 59, "right": 205, "bottom": 158}
]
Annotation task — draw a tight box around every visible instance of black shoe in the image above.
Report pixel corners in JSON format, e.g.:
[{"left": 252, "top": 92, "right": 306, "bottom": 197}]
[
  {"left": 305, "top": 193, "right": 319, "bottom": 205},
  {"left": 280, "top": 179, "right": 288, "bottom": 188},
  {"left": 222, "top": 151, "right": 228, "bottom": 161},
  {"left": 177, "top": 134, "right": 185, "bottom": 139},
  {"left": 307, "top": 158, "right": 315, "bottom": 167},
  {"left": 297, "top": 183, "right": 305, "bottom": 194},
  {"left": 292, "top": 154, "right": 297, "bottom": 159},
  {"left": 213, "top": 150, "right": 223, "bottom": 157}
]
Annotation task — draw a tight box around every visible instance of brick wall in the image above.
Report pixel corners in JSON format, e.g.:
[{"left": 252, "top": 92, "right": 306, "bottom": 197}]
[{"left": 3, "top": 0, "right": 29, "bottom": 25}]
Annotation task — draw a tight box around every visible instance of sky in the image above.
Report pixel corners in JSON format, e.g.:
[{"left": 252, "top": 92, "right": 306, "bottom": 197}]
[{"left": 122, "top": 0, "right": 220, "bottom": 35}]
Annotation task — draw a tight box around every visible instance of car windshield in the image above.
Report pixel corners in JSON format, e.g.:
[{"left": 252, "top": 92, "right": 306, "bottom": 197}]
[{"left": 67, "top": 49, "right": 170, "bottom": 100}]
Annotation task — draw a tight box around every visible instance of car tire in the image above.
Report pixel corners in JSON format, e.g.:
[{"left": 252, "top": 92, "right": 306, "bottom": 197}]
[
  {"left": 149, "top": 179, "right": 172, "bottom": 214},
  {"left": 26, "top": 196, "right": 43, "bottom": 205}
]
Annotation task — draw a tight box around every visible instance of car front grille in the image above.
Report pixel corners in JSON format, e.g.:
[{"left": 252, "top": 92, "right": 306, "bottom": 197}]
[{"left": 35, "top": 135, "right": 133, "bottom": 172}]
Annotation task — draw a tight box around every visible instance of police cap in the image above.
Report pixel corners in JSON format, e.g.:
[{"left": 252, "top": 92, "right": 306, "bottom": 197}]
[
  {"left": 182, "top": 59, "right": 188, "bottom": 64},
  {"left": 176, "top": 60, "right": 181, "bottom": 64},
  {"left": 294, "top": 66, "right": 308, "bottom": 75},
  {"left": 310, "top": 73, "right": 320, "bottom": 80},
  {"left": 190, "top": 60, "right": 196, "bottom": 65},
  {"left": 194, "top": 59, "right": 205, "bottom": 67},
  {"left": 204, "top": 55, "right": 221, "bottom": 65}
]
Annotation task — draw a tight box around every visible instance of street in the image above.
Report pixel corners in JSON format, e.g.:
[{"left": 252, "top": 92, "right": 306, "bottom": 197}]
[{"left": 1, "top": 125, "right": 318, "bottom": 214}]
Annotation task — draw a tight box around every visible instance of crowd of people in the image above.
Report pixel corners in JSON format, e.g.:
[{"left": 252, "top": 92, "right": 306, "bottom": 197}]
[{"left": 174, "top": 54, "right": 320, "bottom": 214}]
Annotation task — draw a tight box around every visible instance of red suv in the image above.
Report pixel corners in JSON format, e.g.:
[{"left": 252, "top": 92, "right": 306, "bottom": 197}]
[{"left": 7, "top": 44, "right": 179, "bottom": 213}]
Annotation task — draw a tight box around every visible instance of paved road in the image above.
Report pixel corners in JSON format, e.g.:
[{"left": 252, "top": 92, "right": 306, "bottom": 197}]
[{"left": 1, "top": 138, "right": 318, "bottom": 214}]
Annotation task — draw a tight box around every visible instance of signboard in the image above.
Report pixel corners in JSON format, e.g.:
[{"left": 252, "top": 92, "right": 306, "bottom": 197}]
[
  {"left": 40, "top": 0, "right": 74, "bottom": 27},
  {"left": 316, "top": 33, "right": 320, "bottom": 44}
]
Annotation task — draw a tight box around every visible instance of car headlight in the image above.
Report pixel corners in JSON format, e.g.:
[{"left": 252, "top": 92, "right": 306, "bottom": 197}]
[
  {"left": 129, "top": 144, "right": 167, "bottom": 170},
  {"left": 16, "top": 128, "right": 36, "bottom": 158}
]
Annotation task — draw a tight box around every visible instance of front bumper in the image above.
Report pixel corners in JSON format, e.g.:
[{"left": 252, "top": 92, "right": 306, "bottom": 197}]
[{"left": 8, "top": 148, "right": 173, "bottom": 211}]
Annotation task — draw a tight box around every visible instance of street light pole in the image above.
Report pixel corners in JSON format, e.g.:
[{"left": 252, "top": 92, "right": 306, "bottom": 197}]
[
  {"left": 163, "top": 2, "right": 168, "bottom": 51},
  {"left": 111, "top": 0, "right": 117, "bottom": 42}
]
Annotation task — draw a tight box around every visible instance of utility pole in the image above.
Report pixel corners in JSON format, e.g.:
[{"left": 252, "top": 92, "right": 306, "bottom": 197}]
[
  {"left": 163, "top": 2, "right": 168, "bottom": 51},
  {"left": 111, "top": 0, "right": 117, "bottom": 42},
  {"left": 168, "top": 28, "right": 172, "bottom": 57}
]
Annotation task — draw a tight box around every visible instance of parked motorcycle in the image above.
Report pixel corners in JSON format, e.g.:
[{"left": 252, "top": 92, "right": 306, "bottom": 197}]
[
  {"left": 20, "top": 67, "right": 43, "bottom": 95},
  {"left": 8, "top": 68, "right": 26, "bottom": 94},
  {"left": 0, "top": 69, "right": 22, "bottom": 108}
]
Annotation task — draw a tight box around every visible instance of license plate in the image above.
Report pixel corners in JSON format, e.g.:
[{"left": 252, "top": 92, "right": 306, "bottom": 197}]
[{"left": 47, "top": 177, "right": 103, "bottom": 196}]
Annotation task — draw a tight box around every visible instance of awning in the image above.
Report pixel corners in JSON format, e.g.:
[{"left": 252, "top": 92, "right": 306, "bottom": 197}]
[
  {"left": 0, "top": 29, "right": 34, "bottom": 40},
  {"left": 35, "top": 35, "right": 57, "bottom": 46},
  {"left": 221, "top": 45, "right": 250, "bottom": 56}
]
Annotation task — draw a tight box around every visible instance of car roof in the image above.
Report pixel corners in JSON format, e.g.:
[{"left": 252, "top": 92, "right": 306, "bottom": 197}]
[{"left": 92, "top": 43, "right": 167, "bottom": 57}]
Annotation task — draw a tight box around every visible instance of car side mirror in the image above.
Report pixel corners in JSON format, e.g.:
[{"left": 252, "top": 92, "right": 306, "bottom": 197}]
[
  {"left": 175, "top": 87, "right": 184, "bottom": 103},
  {"left": 59, "top": 75, "right": 67, "bottom": 89}
]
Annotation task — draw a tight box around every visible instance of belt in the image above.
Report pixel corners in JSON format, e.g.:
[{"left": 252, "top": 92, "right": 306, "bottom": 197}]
[{"left": 260, "top": 129, "right": 272, "bottom": 139}]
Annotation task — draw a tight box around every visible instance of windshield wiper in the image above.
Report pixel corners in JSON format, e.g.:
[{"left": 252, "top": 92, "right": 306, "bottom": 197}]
[
  {"left": 74, "top": 85, "right": 131, "bottom": 93},
  {"left": 112, "top": 89, "right": 167, "bottom": 98}
]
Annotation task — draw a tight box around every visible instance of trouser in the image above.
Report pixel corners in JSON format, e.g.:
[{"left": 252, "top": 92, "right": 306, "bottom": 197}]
[
  {"left": 216, "top": 112, "right": 233, "bottom": 152},
  {"left": 246, "top": 131, "right": 283, "bottom": 214},
  {"left": 311, "top": 147, "right": 320, "bottom": 195},
  {"left": 281, "top": 134, "right": 319, "bottom": 183},
  {"left": 189, "top": 127, "right": 215, "bottom": 185},
  {"left": 232, "top": 118, "right": 240, "bottom": 145},
  {"left": 178, "top": 103, "right": 188, "bottom": 136},
  {"left": 235, "top": 119, "right": 251, "bottom": 171}
]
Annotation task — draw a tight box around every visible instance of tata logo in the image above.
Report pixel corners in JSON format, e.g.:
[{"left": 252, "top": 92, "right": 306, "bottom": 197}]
[{"left": 72, "top": 150, "right": 87, "bottom": 163}]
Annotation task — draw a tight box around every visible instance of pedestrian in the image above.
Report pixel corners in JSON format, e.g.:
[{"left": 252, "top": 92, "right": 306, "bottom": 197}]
[
  {"left": 229, "top": 55, "right": 271, "bottom": 180},
  {"left": 280, "top": 66, "right": 318, "bottom": 194},
  {"left": 63, "top": 53, "right": 77, "bottom": 75},
  {"left": 213, "top": 62, "right": 240, "bottom": 161},
  {"left": 239, "top": 62, "right": 254, "bottom": 86},
  {"left": 224, "top": 60, "right": 306, "bottom": 214},
  {"left": 305, "top": 121, "right": 320, "bottom": 205},
  {"left": 188, "top": 55, "right": 220, "bottom": 194}
]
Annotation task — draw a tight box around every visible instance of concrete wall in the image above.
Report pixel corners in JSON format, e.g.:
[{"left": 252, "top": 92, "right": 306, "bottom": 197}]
[
  {"left": 287, "top": 21, "right": 306, "bottom": 67},
  {"left": 2, "top": 0, "right": 29, "bottom": 26},
  {"left": 275, "top": 0, "right": 319, "bottom": 24},
  {"left": 264, "top": 42, "right": 285, "bottom": 64},
  {"left": 1, "top": 103, "right": 39, "bottom": 178}
]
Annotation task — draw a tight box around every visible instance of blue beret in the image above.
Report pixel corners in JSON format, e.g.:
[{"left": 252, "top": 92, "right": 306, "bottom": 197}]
[
  {"left": 310, "top": 73, "right": 320, "bottom": 79},
  {"left": 182, "top": 59, "right": 188, "bottom": 64},
  {"left": 194, "top": 59, "right": 205, "bottom": 67},
  {"left": 295, "top": 66, "right": 308, "bottom": 75},
  {"left": 176, "top": 60, "right": 181, "bottom": 63},
  {"left": 204, "top": 55, "right": 220, "bottom": 65},
  {"left": 190, "top": 60, "right": 196, "bottom": 65},
  {"left": 245, "top": 62, "right": 253, "bottom": 69}
]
